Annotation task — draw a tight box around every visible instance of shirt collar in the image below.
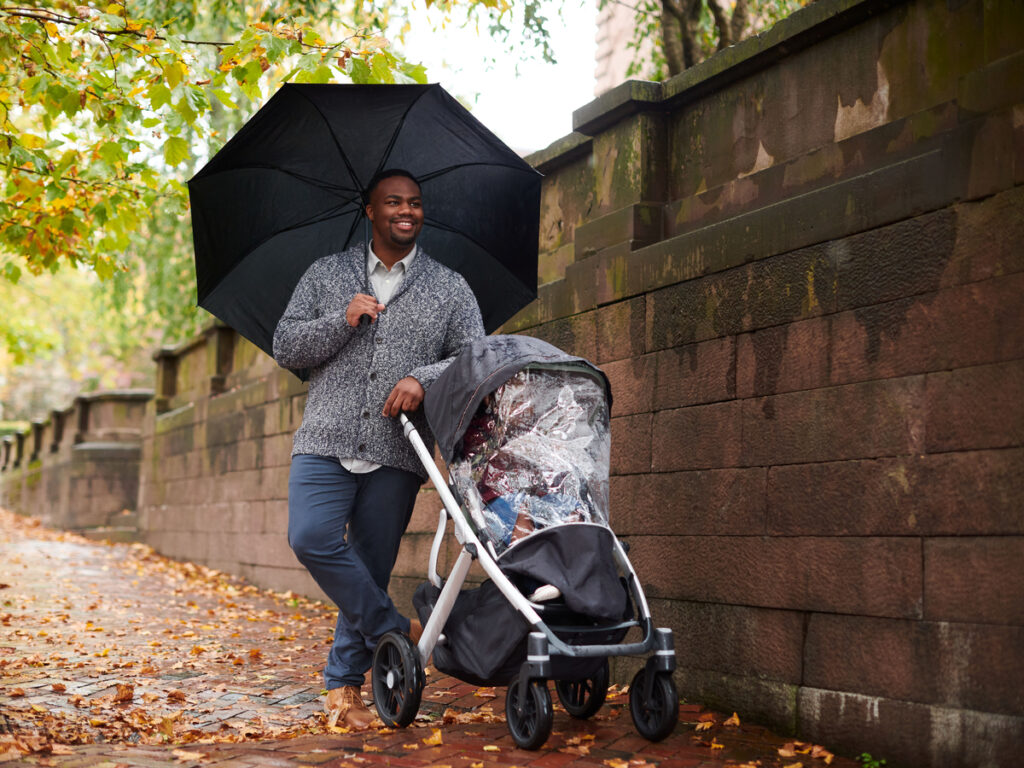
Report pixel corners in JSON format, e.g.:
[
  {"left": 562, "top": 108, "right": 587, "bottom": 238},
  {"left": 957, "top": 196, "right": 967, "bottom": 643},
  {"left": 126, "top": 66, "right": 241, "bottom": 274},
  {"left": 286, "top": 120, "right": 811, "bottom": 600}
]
[{"left": 367, "top": 242, "right": 417, "bottom": 275}]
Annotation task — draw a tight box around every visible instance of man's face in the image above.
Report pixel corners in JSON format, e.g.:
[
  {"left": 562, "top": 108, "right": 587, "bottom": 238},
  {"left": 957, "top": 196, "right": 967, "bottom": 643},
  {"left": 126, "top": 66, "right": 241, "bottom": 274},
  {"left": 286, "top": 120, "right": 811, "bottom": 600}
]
[{"left": 366, "top": 176, "right": 423, "bottom": 250}]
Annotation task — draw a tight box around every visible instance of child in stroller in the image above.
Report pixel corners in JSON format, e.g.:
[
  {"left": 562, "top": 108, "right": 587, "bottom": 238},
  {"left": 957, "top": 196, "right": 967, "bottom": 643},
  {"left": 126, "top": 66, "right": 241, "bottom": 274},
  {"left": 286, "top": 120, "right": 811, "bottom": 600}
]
[{"left": 370, "top": 335, "right": 678, "bottom": 749}]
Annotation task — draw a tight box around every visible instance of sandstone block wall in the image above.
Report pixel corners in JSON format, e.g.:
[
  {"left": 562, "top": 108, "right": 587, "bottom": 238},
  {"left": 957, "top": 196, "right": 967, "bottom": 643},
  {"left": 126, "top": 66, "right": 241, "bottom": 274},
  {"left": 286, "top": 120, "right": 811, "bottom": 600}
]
[
  {"left": 0, "top": 391, "right": 150, "bottom": 535},
  {"left": 510, "top": 0, "right": 1023, "bottom": 764}
]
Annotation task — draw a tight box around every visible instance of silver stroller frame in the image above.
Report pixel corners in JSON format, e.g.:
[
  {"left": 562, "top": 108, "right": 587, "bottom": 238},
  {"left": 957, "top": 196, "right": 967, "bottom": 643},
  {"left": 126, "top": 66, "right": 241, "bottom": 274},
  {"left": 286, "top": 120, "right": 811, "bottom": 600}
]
[{"left": 369, "top": 414, "right": 679, "bottom": 749}]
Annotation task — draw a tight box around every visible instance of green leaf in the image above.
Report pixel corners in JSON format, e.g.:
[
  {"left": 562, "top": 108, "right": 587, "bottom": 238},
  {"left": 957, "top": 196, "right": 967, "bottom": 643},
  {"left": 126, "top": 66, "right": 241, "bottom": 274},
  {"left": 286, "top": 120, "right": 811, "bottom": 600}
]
[
  {"left": 162, "top": 136, "right": 189, "bottom": 167},
  {"left": 403, "top": 63, "right": 428, "bottom": 85},
  {"left": 148, "top": 83, "right": 173, "bottom": 110},
  {"left": 348, "top": 58, "right": 371, "bottom": 85},
  {"left": 370, "top": 54, "right": 394, "bottom": 84},
  {"left": 209, "top": 88, "right": 238, "bottom": 110}
]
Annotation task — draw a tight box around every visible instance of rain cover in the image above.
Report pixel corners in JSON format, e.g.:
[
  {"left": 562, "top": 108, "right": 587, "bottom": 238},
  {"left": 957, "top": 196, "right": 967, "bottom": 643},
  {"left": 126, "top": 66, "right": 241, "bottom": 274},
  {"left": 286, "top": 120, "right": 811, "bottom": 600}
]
[{"left": 448, "top": 364, "right": 611, "bottom": 555}]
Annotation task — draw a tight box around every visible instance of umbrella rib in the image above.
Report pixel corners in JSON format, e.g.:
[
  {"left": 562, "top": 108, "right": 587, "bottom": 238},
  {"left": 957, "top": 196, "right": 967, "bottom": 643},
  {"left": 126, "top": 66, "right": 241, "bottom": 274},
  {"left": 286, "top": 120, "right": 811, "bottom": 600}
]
[
  {"left": 192, "top": 162, "right": 361, "bottom": 198},
  {"left": 291, "top": 87, "right": 369, "bottom": 203},
  {"left": 371, "top": 86, "right": 432, "bottom": 184}
]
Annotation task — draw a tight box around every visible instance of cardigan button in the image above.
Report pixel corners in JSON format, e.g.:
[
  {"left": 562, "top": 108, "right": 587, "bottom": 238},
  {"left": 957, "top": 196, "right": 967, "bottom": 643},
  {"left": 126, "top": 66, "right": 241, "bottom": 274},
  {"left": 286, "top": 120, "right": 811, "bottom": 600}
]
[
  {"left": 362, "top": 411, "right": 370, "bottom": 419},
  {"left": 369, "top": 372, "right": 377, "bottom": 380},
  {"left": 357, "top": 444, "right": 366, "bottom": 452}
]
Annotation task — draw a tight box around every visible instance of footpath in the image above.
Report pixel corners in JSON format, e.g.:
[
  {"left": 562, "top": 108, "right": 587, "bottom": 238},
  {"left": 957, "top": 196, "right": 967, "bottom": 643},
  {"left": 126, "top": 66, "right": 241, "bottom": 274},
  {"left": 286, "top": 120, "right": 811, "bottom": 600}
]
[{"left": 0, "top": 509, "right": 857, "bottom": 768}]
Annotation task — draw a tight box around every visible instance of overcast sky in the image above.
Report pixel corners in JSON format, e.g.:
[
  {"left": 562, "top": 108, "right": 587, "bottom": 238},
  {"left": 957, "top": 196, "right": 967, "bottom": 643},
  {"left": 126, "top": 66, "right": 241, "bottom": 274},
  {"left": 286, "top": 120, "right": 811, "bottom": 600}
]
[{"left": 398, "top": 0, "right": 598, "bottom": 154}]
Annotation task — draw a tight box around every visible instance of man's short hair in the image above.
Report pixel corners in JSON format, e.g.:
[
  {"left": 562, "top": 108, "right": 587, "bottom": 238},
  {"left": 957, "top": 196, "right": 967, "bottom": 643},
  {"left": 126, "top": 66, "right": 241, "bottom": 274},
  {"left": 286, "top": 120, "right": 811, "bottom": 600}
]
[{"left": 365, "top": 168, "right": 421, "bottom": 200}]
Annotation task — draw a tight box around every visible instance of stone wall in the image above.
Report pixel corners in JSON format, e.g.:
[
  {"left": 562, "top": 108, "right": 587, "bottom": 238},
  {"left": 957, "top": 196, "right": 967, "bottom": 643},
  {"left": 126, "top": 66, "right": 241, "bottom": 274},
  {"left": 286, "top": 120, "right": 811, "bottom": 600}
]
[
  {"left": 0, "top": 391, "right": 151, "bottom": 536},
  {"left": 2, "top": 0, "right": 1022, "bottom": 763},
  {"left": 511, "top": 0, "right": 1024, "bottom": 764}
]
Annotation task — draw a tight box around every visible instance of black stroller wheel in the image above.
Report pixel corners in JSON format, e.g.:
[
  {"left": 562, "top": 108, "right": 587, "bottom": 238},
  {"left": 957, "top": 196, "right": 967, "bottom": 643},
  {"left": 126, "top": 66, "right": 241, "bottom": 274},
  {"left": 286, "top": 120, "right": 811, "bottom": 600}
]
[
  {"left": 505, "top": 676, "right": 553, "bottom": 750},
  {"left": 629, "top": 668, "right": 678, "bottom": 742},
  {"left": 555, "top": 659, "right": 609, "bottom": 719},
  {"left": 371, "top": 631, "right": 424, "bottom": 728}
]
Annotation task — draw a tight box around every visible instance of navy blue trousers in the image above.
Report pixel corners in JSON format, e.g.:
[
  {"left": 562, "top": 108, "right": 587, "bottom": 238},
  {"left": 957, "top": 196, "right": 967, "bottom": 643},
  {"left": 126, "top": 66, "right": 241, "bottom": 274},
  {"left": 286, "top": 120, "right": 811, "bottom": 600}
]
[{"left": 288, "top": 454, "right": 420, "bottom": 688}]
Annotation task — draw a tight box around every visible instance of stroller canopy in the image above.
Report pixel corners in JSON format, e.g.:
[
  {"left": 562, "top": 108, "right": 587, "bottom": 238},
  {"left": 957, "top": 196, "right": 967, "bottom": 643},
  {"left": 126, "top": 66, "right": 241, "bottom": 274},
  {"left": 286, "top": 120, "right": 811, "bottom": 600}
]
[{"left": 425, "top": 335, "right": 612, "bottom": 463}]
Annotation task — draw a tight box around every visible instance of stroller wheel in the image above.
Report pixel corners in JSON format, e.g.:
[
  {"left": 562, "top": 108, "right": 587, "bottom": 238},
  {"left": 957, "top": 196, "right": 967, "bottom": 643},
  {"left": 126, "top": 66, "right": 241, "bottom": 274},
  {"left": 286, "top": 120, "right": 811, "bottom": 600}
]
[
  {"left": 505, "top": 676, "right": 553, "bottom": 750},
  {"left": 371, "top": 631, "right": 424, "bottom": 728},
  {"left": 628, "top": 668, "right": 678, "bottom": 742},
  {"left": 555, "top": 659, "right": 609, "bottom": 719}
]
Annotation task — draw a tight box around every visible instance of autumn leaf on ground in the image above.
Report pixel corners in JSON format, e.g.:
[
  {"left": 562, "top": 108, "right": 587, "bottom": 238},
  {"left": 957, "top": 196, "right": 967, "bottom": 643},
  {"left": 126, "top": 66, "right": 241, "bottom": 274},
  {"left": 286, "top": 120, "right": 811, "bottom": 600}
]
[
  {"left": 51, "top": 683, "right": 66, "bottom": 693},
  {"left": 724, "top": 711, "right": 741, "bottom": 726},
  {"left": 695, "top": 721, "right": 713, "bottom": 731},
  {"left": 782, "top": 763, "right": 804, "bottom": 768},
  {"left": 422, "top": 728, "right": 443, "bottom": 746},
  {"left": 710, "top": 738, "right": 724, "bottom": 750},
  {"left": 474, "top": 687, "right": 496, "bottom": 698},
  {"left": 9, "top": 689, "right": 25, "bottom": 697},
  {"left": 173, "top": 748, "right": 206, "bottom": 761},
  {"left": 114, "top": 683, "right": 134, "bottom": 702},
  {"left": 167, "top": 690, "right": 186, "bottom": 702},
  {"left": 402, "top": 743, "right": 420, "bottom": 750},
  {"left": 604, "top": 759, "right": 630, "bottom": 768},
  {"left": 483, "top": 745, "right": 501, "bottom": 752}
]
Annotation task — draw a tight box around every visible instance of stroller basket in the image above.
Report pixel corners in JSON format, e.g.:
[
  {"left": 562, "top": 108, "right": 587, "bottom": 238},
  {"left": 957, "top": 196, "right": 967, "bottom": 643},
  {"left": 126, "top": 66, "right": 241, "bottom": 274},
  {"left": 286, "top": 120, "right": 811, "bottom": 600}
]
[{"left": 370, "top": 336, "right": 679, "bottom": 749}]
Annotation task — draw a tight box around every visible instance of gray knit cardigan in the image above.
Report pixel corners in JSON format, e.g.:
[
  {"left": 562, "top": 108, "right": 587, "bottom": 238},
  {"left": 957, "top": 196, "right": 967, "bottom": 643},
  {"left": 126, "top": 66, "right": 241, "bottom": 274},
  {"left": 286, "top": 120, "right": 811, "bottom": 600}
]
[{"left": 272, "top": 244, "right": 485, "bottom": 480}]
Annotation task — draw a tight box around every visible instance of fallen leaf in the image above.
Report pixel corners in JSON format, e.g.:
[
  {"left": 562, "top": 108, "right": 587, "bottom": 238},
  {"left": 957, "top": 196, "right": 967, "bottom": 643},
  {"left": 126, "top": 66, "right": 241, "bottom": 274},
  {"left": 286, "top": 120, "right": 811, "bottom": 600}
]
[
  {"left": 114, "top": 683, "right": 134, "bottom": 702},
  {"left": 604, "top": 759, "right": 630, "bottom": 768},
  {"left": 695, "top": 721, "right": 713, "bottom": 731},
  {"left": 783, "top": 763, "right": 803, "bottom": 768},
  {"left": 710, "top": 739, "right": 724, "bottom": 750},
  {"left": 9, "top": 689, "right": 24, "bottom": 697},
  {"left": 167, "top": 690, "right": 186, "bottom": 702},
  {"left": 422, "top": 728, "right": 443, "bottom": 746},
  {"left": 483, "top": 745, "right": 500, "bottom": 752},
  {"left": 51, "top": 683, "right": 66, "bottom": 693},
  {"left": 724, "top": 711, "right": 741, "bottom": 726},
  {"left": 173, "top": 748, "right": 206, "bottom": 761},
  {"left": 402, "top": 743, "right": 420, "bottom": 750}
]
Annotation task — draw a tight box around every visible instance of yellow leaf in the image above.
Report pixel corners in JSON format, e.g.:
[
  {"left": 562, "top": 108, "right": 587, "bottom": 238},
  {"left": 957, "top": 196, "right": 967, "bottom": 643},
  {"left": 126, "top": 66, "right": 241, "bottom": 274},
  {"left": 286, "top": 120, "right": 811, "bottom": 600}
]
[
  {"left": 724, "top": 711, "right": 741, "bottom": 726},
  {"left": 695, "top": 721, "right": 713, "bottom": 731},
  {"left": 483, "top": 745, "right": 500, "bottom": 752},
  {"left": 472, "top": 764, "right": 483, "bottom": 768},
  {"left": 422, "top": 728, "right": 443, "bottom": 746},
  {"left": 402, "top": 743, "right": 420, "bottom": 750},
  {"left": 783, "top": 763, "right": 803, "bottom": 768},
  {"left": 604, "top": 760, "right": 630, "bottom": 768},
  {"left": 44, "top": 21, "right": 60, "bottom": 37},
  {"left": 710, "top": 739, "right": 724, "bottom": 750}
]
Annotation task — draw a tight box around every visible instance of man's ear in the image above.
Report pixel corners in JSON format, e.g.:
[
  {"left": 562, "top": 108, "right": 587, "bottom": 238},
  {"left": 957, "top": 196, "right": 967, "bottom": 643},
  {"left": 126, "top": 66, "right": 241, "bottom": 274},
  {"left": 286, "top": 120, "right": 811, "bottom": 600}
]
[{"left": 365, "top": 204, "right": 374, "bottom": 222}]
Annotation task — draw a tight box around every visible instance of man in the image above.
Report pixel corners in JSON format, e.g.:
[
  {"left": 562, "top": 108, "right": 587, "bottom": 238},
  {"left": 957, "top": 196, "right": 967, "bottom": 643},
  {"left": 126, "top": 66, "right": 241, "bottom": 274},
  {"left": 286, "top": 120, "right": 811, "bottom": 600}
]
[{"left": 272, "top": 169, "right": 485, "bottom": 730}]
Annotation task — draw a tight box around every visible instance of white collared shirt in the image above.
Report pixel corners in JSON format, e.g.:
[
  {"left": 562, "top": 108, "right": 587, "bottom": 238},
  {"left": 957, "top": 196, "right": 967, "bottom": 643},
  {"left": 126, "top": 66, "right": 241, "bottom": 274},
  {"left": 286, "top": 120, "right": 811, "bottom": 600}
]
[{"left": 340, "top": 242, "right": 417, "bottom": 474}]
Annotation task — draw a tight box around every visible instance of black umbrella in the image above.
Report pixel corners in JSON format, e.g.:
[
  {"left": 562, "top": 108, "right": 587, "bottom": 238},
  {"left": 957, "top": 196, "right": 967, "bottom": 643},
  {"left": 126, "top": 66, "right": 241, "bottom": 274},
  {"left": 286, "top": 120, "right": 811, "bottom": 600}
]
[{"left": 188, "top": 83, "right": 542, "bottom": 363}]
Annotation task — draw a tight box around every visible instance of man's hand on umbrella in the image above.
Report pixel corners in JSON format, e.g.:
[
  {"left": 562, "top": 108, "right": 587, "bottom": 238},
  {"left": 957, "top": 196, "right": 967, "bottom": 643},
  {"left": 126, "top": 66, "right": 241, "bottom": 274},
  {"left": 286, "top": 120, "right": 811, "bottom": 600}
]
[
  {"left": 383, "top": 377, "right": 424, "bottom": 417},
  {"left": 346, "top": 293, "right": 386, "bottom": 327}
]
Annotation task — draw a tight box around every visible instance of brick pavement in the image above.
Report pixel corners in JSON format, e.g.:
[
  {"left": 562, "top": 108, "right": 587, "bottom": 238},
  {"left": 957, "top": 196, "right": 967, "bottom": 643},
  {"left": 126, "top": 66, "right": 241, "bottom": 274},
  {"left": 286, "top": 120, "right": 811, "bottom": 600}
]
[{"left": 0, "top": 511, "right": 858, "bottom": 768}]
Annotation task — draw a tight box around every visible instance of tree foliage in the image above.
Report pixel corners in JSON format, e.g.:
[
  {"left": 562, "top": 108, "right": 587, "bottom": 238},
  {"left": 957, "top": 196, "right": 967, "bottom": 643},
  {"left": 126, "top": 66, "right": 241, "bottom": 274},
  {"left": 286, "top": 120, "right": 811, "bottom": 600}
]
[{"left": 605, "top": 0, "right": 810, "bottom": 80}]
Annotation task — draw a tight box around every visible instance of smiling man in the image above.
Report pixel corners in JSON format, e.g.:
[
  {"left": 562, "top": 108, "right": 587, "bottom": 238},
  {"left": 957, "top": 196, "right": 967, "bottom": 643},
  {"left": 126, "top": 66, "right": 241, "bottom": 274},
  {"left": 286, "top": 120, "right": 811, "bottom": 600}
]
[{"left": 272, "top": 169, "right": 484, "bottom": 730}]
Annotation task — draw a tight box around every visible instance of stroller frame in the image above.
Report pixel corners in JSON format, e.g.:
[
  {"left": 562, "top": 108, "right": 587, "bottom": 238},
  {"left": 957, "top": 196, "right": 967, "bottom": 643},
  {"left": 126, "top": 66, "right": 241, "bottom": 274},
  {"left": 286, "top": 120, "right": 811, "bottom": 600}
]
[{"left": 369, "top": 414, "right": 679, "bottom": 749}]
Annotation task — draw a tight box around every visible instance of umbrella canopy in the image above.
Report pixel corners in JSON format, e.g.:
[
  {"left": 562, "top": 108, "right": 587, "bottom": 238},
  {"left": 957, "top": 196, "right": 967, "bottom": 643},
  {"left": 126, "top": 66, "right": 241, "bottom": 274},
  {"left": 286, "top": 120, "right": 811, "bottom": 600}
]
[{"left": 188, "top": 83, "right": 542, "bottom": 360}]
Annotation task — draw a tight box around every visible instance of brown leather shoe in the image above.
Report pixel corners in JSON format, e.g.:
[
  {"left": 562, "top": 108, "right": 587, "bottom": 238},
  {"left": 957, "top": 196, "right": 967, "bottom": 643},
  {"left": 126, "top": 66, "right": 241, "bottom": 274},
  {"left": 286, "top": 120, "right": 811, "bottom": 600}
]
[
  {"left": 408, "top": 618, "right": 423, "bottom": 645},
  {"left": 325, "top": 685, "right": 375, "bottom": 730}
]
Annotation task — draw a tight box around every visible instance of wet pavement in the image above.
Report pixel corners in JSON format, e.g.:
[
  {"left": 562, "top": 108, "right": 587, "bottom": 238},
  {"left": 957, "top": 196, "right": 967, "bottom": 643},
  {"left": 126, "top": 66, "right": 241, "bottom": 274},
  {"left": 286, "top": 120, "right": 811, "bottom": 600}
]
[{"left": 0, "top": 509, "right": 856, "bottom": 768}]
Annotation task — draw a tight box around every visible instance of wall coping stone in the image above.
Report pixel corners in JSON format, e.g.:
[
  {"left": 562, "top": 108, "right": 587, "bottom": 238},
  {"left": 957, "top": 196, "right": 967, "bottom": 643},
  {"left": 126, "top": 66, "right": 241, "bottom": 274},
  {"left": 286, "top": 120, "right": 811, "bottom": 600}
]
[
  {"left": 526, "top": 132, "right": 593, "bottom": 175},
  {"left": 572, "top": 0, "right": 905, "bottom": 137},
  {"left": 74, "top": 389, "right": 154, "bottom": 404}
]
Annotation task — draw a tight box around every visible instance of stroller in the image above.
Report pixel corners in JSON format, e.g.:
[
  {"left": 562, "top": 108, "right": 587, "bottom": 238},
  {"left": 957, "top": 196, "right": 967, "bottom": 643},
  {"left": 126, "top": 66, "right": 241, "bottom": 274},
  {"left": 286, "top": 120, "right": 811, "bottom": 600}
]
[{"left": 371, "top": 335, "right": 678, "bottom": 749}]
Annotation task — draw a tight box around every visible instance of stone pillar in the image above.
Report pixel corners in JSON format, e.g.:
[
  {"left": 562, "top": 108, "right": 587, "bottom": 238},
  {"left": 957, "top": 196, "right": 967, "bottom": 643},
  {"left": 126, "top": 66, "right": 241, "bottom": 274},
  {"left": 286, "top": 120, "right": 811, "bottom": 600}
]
[{"left": 153, "top": 347, "right": 178, "bottom": 414}]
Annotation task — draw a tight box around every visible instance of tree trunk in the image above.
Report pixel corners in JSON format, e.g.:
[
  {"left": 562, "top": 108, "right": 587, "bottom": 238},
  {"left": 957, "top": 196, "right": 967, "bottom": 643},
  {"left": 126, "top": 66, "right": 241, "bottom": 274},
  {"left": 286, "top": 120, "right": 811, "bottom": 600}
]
[
  {"left": 731, "top": 0, "right": 750, "bottom": 43},
  {"left": 661, "top": 0, "right": 686, "bottom": 76},
  {"left": 707, "top": 0, "right": 732, "bottom": 49}
]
